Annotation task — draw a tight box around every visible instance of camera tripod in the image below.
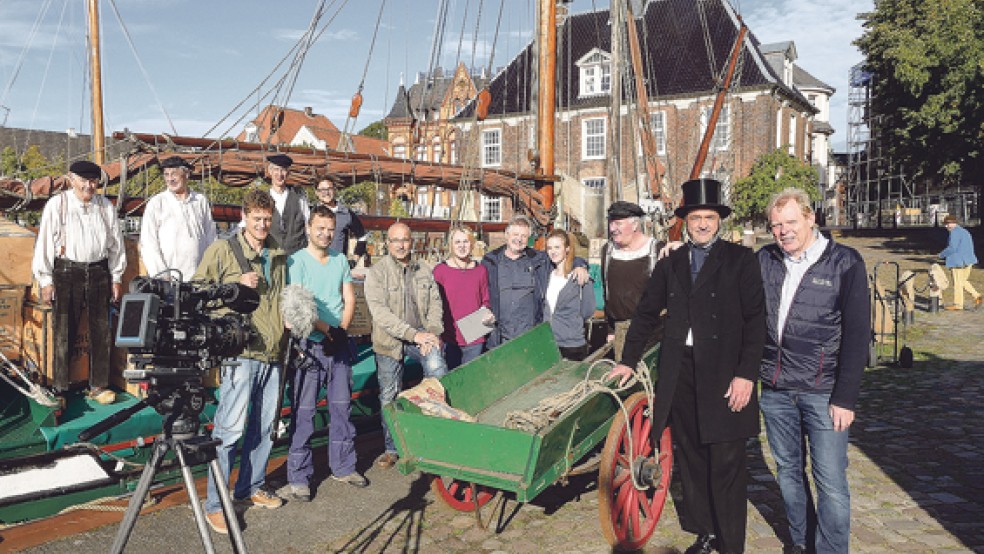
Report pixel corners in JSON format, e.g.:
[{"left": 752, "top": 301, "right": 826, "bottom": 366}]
[{"left": 80, "top": 380, "right": 248, "bottom": 554}]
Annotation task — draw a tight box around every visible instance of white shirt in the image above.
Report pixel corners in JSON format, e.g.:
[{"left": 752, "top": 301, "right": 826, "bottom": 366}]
[
  {"left": 32, "top": 190, "right": 126, "bottom": 287},
  {"left": 777, "top": 230, "right": 829, "bottom": 340},
  {"left": 269, "top": 186, "right": 310, "bottom": 221},
  {"left": 139, "top": 189, "right": 218, "bottom": 281},
  {"left": 545, "top": 272, "right": 569, "bottom": 315}
]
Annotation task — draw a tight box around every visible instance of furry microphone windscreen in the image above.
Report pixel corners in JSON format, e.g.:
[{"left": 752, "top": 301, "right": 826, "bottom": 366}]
[{"left": 281, "top": 284, "right": 318, "bottom": 339}]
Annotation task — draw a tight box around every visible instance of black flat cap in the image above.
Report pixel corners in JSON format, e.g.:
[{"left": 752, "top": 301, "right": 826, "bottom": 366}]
[
  {"left": 160, "top": 156, "right": 192, "bottom": 170},
  {"left": 266, "top": 154, "right": 293, "bottom": 168},
  {"left": 674, "top": 178, "right": 732, "bottom": 219},
  {"left": 607, "top": 201, "right": 645, "bottom": 220},
  {"left": 69, "top": 160, "right": 103, "bottom": 180}
]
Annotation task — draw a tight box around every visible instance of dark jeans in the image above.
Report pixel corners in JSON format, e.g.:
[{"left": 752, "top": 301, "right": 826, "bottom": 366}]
[
  {"left": 559, "top": 344, "right": 589, "bottom": 361},
  {"left": 52, "top": 258, "right": 111, "bottom": 391},
  {"left": 444, "top": 342, "right": 484, "bottom": 369}
]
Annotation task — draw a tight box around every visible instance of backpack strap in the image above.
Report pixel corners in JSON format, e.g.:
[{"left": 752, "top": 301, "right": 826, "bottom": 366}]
[{"left": 226, "top": 233, "right": 253, "bottom": 274}]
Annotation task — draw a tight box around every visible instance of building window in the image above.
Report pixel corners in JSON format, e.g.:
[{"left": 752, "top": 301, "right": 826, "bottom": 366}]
[
  {"left": 393, "top": 144, "right": 407, "bottom": 159},
  {"left": 651, "top": 111, "right": 666, "bottom": 155},
  {"left": 577, "top": 50, "right": 612, "bottom": 97},
  {"left": 583, "top": 177, "right": 606, "bottom": 191},
  {"left": 788, "top": 114, "right": 796, "bottom": 154},
  {"left": 700, "top": 105, "right": 731, "bottom": 151},
  {"left": 415, "top": 145, "right": 427, "bottom": 161},
  {"left": 449, "top": 140, "right": 457, "bottom": 164},
  {"left": 480, "top": 194, "right": 502, "bottom": 222},
  {"left": 582, "top": 118, "right": 606, "bottom": 159},
  {"left": 432, "top": 140, "right": 442, "bottom": 163},
  {"left": 482, "top": 129, "right": 502, "bottom": 167}
]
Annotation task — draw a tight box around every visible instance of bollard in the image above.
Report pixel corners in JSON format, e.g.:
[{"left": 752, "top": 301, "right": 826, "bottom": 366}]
[
  {"left": 928, "top": 296, "right": 941, "bottom": 313},
  {"left": 904, "top": 310, "right": 915, "bottom": 325}
]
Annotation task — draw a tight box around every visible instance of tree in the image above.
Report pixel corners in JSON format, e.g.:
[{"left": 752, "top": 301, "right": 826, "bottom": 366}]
[
  {"left": 855, "top": 0, "right": 984, "bottom": 186},
  {"left": 358, "top": 120, "right": 388, "bottom": 140},
  {"left": 731, "top": 148, "right": 820, "bottom": 225},
  {"left": 339, "top": 180, "right": 379, "bottom": 213},
  {"left": 1, "top": 145, "right": 62, "bottom": 179}
]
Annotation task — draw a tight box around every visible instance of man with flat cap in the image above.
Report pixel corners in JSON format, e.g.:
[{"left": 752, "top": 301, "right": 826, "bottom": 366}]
[
  {"left": 601, "top": 200, "right": 663, "bottom": 360},
  {"left": 140, "top": 156, "right": 217, "bottom": 281},
  {"left": 609, "top": 179, "right": 766, "bottom": 554},
  {"left": 264, "top": 153, "right": 309, "bottom": 255},
  {"left": 32, "top": 160, "right": 126, "bottom": 404}
]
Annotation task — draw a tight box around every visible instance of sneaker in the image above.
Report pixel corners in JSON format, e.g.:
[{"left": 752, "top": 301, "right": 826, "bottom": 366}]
[
  {"left": 247, "top": 489, "right": 283, "bottom": 509},
  {"left": 290, "top": 484, "right": 311, "bottom": 502},
  {"left": 377, "top": 452, "right": 399, "bottom": 469},
  {"left": 975, "top": 296, "right": 982, "bottom": 308},
  {"left": 332, "top": 472, "right": 369, "bottom": 488},
  {"left": 205, "top": 511, "right": 228, "bottom": 535}
]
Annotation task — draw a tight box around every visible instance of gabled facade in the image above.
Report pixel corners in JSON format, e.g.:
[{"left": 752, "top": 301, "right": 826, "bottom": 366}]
[
  {"left": 453, "top": 0, "right": 821, "bottom": 237},
  {"left": 237, "top": 105, "right": 389, "bottom": 157}
]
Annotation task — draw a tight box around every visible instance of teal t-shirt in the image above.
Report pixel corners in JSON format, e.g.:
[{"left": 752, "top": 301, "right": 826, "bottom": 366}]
[{"left": 287, "top": 248, "right": 353, "bottom": 341}]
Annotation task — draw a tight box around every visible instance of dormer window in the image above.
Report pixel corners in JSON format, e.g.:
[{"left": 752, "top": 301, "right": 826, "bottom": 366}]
[{"left": 577, "top": 49, "right": 612, "bottom": 97}]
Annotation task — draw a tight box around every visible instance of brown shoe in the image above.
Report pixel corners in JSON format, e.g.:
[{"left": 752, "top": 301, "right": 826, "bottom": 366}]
[
  {"left": 945, "top": 305, "right": 963, "bottom": 311},
  {"left": 975, "top": 296, "right": 982, "bottom": 307},
  {"left": 247, "top": 489, "right": 283, "bottom": 509},
  {"left": 377, "top": 452, "right": 399, "bottom": 469},
  {"left": 88, "top": 387, "right": 116, "bottom": 405},
  {"left": 205, "top": 511, "right": 228, "bottom": 534}
]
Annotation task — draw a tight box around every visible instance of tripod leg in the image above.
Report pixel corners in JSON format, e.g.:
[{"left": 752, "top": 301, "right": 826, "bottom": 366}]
[
  {"left": 174, "top": 444, "right": 217, "bottom": 554},
  {"left": 110, "top": 438, "right": 168, "bottom": 554},
  {"left": 209, "top": 458, "right": 249, "bottom": 553}
]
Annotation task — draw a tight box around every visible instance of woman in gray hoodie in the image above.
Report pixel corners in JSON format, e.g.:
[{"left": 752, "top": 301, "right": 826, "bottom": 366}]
[{"left": 543, "top": 230, "right": 597, "bottom": 360}]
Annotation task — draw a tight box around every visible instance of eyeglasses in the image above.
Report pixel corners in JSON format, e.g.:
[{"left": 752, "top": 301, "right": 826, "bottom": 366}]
[{"left": 316, "top": 188, "right": 334, "bottom": 193}]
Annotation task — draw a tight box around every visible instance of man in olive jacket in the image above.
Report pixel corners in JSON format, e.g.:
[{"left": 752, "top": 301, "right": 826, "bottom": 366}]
[
  {"left": 194, "top": 189, "right": 287, "bottom": 534},
  {"left": 364, "top": 222, "right": 448, "bottom": 468},
  {"left": 610, "top": 179, "right": 766, "bottom": 554}
]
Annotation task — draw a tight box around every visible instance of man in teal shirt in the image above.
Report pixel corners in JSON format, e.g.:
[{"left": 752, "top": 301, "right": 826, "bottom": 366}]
[{"left": 286, "top": 205, "right": 368, "bottom": 501}]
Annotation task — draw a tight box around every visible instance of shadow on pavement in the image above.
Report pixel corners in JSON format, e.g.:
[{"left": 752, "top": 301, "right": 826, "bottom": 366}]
[{"left": 329, "top": 473, "right": 431, "bottom": 553}]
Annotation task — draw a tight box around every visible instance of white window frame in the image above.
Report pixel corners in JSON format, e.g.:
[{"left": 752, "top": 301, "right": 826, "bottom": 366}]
[
  {"left": 393, "top": 144, "right": 407, "bottom": 159},
  {"left": 700, "top": 105, "right": 731, "bottom": 151},
  {"left": 432, "top": 139, "right": 442, "bottom": 163},
  {"left": 415, "top": 145, "right": 427, "bottom": 161},
  {"left": 576, "top": 49, "right": 612, "bottom": 97},
  {"left": 582, "top": 177, "right": 606, "bottom": 190},
  {"left": 480, "top": 194, "right": 502, "bottom": 222},
  {"left": 651, "top": 111, "right": 667, "bottom": 155},
  {"left": 449, "top": 140, "right": 457, "bottom": 164},
  {"left": 482, "top": 128, "right": 502, "bottom": 167},
  {"left": 788, "top": 114, "right": 797, "bottom": 154},
  {"left": 582, "top": 117, "right": 606, "bottom": 160}
]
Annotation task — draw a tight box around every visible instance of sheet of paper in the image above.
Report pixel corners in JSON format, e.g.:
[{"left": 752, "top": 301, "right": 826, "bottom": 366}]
[{"left": 456, "top": 306, "right": 495, "bottom": 344}]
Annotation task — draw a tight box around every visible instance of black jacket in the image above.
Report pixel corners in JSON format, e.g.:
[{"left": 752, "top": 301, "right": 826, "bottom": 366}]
[{"left": 621, "top": 240, "right": 766, "bottom": 444}]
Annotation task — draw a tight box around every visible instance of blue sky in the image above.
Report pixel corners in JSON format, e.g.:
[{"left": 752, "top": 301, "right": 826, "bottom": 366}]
[{"left": 0, "top": 0, "right": 868, "bottom": 151}]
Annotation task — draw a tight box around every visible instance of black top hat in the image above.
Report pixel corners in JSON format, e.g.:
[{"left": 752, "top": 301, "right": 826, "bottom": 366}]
[
  {"left": 607, "top": 201, "right": 645, "bottom": 220},
  {"left": 68, "top": 160, "right": 103, "bottom": 180},
  {"left": 160, "top": 156, "right": 192, "bottom": 170},
  {"left": 266, "top": 154, "right": 293, "bottom": 168},
  {"left": 674, "top": 178, "right": 732, "bottom": 219}
]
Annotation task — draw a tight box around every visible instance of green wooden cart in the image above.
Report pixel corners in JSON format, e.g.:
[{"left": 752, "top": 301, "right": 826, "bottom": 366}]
[{"left": 382, "top": 323, "right": 673, "bottom": 551}]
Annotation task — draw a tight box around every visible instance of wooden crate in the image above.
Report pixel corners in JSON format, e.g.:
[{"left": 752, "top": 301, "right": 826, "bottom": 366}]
[
  {"left": 21, "top": 301, "right": 91, "bottom": 388},
  {"left": 0, "top": 217, "right": 36, "bottom": 287},
  {"left": 0, "top": 287, "right": 25, "bottom": 361}
]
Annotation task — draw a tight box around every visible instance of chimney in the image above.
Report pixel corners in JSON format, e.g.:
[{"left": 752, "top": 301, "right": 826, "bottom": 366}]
[{"left": 304, "top": 106, "right": 314, "bottom": 117}]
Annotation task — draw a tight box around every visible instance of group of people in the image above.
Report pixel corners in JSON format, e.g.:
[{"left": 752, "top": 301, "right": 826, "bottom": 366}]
[{"left": 609, "top": 179, "right": 870, "bottom": 554}]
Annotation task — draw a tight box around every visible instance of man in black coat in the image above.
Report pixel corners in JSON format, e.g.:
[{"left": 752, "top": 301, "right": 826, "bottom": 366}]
[{"left": 609, "top": 178, "right": 766, "bottom": 554}]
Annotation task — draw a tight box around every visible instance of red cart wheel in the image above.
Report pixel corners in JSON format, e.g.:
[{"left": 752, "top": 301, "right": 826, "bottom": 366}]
[
  {"left": 430, "top": 476, "right": 495, "bottom": 512},
  {"left": 598, "top": 391, "right": 673, "bottom": 551}
]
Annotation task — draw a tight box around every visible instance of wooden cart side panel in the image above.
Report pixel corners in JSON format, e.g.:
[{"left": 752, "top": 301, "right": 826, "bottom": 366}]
[
  {"left": 384, "top": 405, "right": 538, "bottom": 491},
  {"left": 441, "top": 323, "right": 561, "bottom": 415}
]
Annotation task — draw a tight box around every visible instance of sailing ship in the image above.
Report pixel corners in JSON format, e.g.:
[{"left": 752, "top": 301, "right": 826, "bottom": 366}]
[{"left": 0, "top": 0, "right": 824, "bottom": 538}]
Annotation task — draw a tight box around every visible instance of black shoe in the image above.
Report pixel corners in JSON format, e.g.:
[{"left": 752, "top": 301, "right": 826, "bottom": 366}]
[
  {"left": 684, "top": 534, "right": 717, "bottom": 554},
  {"left": 783, "top": 545, "right": 806, "bottom": 554}
]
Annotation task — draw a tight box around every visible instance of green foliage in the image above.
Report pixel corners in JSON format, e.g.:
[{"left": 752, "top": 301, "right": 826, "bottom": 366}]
[
  {"left": 855, "top": 0, "right": 984, "bottom": 185},
  {"left": 388, "top": 197, "right": 409, "bottom": 218},
  {"left": 340, "top": 180, "right": 378, "bottom": 209},
  {"left": 358, "top": 120, "right": 388, "bottom": 140},
  {"left": 731, "top": 148, "right": 820, "bottom": 224},
  {"left": 1, "top": 145, "right": 63, "bottom": 179}
]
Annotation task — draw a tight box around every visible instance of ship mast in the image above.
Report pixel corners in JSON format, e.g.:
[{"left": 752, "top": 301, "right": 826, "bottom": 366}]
[
  {"left": 534, "top": 0, "right": 559, "bottom": 233},
  {"left": 87, "top": 0, "right": 106, "bottom": 164}
]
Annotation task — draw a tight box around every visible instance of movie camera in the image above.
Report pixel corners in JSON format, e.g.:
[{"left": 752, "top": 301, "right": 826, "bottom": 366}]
[{"left": 115, "top": 276, "right": 259, "bottom": 381}]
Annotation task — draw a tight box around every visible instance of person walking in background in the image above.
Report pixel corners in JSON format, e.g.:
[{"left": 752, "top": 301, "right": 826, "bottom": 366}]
[
  {"left": 140, "top": 156, "right": 216, "bottom": 281},
  {"left": 543, "top": 230, "right": 595, "bottom": 361},
  {"left": 939, "top": 214, "right": 980, "bottom": 310},
  {"left": 433, "top": 225, "right": 492, "bottom": 369},
  {"left": 758, "top": 188, "right": 870, "bottom": 554}
]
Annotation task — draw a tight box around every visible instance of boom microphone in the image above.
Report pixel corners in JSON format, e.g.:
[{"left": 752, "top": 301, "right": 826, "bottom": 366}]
[{"left": 281, "top": 284, "right": 318, "bottom": 339}]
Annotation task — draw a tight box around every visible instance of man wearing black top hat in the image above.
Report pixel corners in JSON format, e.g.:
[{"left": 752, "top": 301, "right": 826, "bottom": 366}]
[
  {"left": 31, "top": 160, "right": 126, "bottom": 404},
  {"left": 601, "top": 200, "right": 663, "bottom": 360},
  {"left": 264, "top": 154, "right": 309, "bottom": 255},
  {"left": 608, "top": 179, "right": 765, "bottom": 554}
]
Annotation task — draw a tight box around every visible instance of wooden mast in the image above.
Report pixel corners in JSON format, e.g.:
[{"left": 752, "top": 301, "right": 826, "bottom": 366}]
[
  {"left": 625, "top": 2, "right": 665, "bottom": 202},
  {"left": 87, "top": 0, "right": 106, "bottom": 165},
  {"left": 535, "top": 0, "right": 558, "bottom": 232}
]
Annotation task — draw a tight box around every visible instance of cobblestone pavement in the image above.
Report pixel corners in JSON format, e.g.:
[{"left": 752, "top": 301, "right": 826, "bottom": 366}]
[{"left": 6, "top": 233, "right": 984, "bottom": 554}]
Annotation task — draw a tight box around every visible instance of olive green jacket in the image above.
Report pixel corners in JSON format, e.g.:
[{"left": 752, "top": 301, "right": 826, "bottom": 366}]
[
  {"left": 193, "top": 230, "right": 286, "bottom": 362},
  {"left": 363, "top": 254, "right": 443, "bottom": 359}
]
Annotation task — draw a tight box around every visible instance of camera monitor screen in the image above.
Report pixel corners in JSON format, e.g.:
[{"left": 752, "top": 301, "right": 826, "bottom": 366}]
[{"left": 116, "top": 293, "right": 159, "bottom": 348}]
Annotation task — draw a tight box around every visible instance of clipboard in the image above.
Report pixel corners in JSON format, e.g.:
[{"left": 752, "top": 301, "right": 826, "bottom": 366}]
[{"left": 456, "top": 306, "right": 495, "bottom": 344}]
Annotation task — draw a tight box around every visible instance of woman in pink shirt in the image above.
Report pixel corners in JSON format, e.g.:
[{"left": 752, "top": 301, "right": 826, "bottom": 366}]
[{"left": 433, "top": 225, "right": 493, "bottom": 368}]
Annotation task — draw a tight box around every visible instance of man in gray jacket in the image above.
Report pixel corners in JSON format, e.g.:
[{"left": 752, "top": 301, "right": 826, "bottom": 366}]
[{"left": 364, "top": 222, "right": 448, "bottom": 468}]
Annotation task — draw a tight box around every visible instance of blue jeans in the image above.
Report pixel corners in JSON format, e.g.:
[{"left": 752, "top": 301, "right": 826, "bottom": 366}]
[
  {"left": 375, "top": 344, "right": 448, "bottom": 454},
  {"left": 760, "top": 388, "right": 851, "bottom": 553},
  {"left": 444, "top": 342, "right": 483, "bottom": 370},
  {"left": 204, "top": 357, "right": 281, "bottom": 514},
  {"left": 288, "top": 338, "right": 357, "bottom": 485}
]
